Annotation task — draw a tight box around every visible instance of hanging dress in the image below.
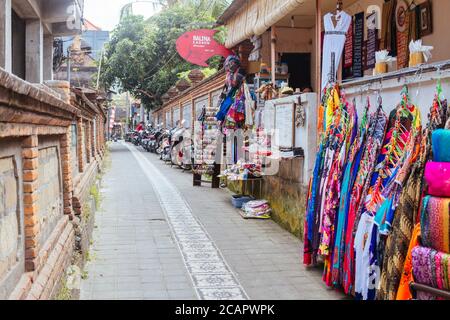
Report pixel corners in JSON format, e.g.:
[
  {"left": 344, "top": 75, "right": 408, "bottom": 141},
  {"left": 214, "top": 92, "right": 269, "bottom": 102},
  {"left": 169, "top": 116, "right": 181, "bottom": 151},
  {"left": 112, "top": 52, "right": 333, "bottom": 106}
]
[
  {"left": 321, "top": 11, "right": 352, "bottom": 93},
  {"left": 342, "top": 107, "right": 388, "bottom": 295}
]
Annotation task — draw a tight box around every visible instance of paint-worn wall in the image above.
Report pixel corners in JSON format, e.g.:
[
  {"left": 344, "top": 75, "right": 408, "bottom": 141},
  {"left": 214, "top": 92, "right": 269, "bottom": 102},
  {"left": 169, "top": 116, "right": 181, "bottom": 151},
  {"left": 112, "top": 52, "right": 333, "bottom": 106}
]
[
  {"left": 0, "top": 139, "right": 25, "bottom": 300},
  {"left": 228, "top": 157, "right": 307, "bottom": 238},
  {"left": 37, "top": 140, "right": 63, "bottom": 247}
]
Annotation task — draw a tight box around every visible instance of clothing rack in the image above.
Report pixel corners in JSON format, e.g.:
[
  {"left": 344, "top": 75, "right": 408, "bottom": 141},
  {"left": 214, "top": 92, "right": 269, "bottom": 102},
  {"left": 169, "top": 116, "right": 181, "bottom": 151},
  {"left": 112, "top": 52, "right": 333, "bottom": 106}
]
[
  {"left": 341, "top": 60, "right": 450, "bottom": 94},
  {"left": 410, "top": 282, "right": 450, "bottom": 300}
]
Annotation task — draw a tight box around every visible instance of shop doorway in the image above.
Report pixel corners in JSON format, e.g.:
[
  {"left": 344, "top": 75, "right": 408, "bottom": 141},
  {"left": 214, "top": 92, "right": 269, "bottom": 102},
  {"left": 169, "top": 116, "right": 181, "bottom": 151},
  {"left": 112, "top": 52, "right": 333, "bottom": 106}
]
[{"left": 281, "top": 53, "right": 312, "bottom": 91}]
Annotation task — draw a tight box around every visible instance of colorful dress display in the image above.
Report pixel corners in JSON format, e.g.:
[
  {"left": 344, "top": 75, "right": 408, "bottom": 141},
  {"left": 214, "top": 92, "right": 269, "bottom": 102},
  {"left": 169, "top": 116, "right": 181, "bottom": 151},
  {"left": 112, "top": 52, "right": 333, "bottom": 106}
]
[{"left": 304, "top": 81, "right": 450, "bottom": 300}]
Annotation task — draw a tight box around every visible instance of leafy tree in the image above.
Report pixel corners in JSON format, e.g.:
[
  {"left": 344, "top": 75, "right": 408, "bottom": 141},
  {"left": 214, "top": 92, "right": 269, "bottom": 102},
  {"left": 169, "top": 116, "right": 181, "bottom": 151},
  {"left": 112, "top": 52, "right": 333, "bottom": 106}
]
[{"left": 100, "top": 1, "right": 231, "bottom": 110}]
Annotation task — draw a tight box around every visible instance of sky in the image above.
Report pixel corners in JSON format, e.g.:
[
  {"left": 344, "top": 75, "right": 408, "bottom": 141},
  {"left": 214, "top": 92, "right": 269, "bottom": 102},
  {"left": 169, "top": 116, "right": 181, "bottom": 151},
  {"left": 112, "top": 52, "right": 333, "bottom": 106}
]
[{"left": 83, "top": 0, "right": 162, "bottom": 31}]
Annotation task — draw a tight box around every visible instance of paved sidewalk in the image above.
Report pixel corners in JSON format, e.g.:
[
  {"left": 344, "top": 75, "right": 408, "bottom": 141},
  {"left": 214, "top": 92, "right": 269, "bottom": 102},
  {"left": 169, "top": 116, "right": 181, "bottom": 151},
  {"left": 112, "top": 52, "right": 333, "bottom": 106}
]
[{"left": 80, "top": 142, "right": 344, "bottom": 300}]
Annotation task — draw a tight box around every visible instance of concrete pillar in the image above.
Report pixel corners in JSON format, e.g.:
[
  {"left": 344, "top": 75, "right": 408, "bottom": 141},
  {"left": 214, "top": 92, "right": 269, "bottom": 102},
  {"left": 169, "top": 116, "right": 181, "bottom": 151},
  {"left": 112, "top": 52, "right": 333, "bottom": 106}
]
[
  {"left": 0, "top": 0, "right": 12, "bottom": 72},
  {"left": 25, "top": 19, "right": 43, "bottom": 83},
  {"left": 43, "top": 34, "right": 53, "bottom": 81}
]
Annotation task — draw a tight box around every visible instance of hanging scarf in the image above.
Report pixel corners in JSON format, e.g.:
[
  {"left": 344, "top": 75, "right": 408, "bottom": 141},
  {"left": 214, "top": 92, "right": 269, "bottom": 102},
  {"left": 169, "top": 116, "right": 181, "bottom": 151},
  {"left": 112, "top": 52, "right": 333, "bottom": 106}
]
[
  {"left": 342, "top": 107, "right": 388, "bottom": 295},
  {"left": 355, "top": 92, "right": 421, "bottom": 300},
  {"left": 377, "top": 135, "right": 427, "bottom": 300}
]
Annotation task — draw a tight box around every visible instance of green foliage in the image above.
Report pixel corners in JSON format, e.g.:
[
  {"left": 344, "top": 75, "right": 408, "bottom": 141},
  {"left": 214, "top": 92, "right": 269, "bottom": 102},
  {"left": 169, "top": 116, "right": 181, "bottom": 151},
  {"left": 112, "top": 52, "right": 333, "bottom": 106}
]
[
  {"left": 100, "top": 1, "right": 231, "bottom": 111},
  {"left": 177, "top": 68, "right": 218, "bottom": 82},
  {"left": 55, "top": 279, "right": 72, "bottom": 300},
  {"left": 90, "top": 184, "right": 101, "bottom": 209}
]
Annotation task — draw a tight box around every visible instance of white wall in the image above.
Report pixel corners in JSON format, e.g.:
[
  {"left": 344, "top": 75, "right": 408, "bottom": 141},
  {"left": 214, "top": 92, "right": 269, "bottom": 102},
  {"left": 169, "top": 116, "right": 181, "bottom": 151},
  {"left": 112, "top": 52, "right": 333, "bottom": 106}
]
[
  {"left": 262, "top": 93, "right": 318, "bottom": 185},
  {"left": 343, "top": 68, "right": 450, "bottom": 127}
]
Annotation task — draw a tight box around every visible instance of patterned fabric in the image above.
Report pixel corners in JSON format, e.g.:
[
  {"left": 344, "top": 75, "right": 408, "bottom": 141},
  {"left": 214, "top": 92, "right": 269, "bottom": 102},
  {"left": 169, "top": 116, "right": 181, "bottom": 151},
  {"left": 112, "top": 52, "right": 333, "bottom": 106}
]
[
  {"left": 304, "top": 86, "right": 348, "bottom": 267},
  {"left": 412, "top": 246, "right": 450, "bottom": 300},
  {"left": 432, "top": 129, "right": 450, "bottom": 162},
  {"left": 377, "top": 139, "right": 427, "bottom": 300},
  {"left": 341, "top": 108, "right": 388, "bottom": 295},
  {"left": 396, "top": 223, "right": 421, "bottom": 300},
  {"left": 355, "top": 98, "right": 422, "bottom": 300},
  {"left": 421, "top": 196, "right": 450, "bottom": 254}
]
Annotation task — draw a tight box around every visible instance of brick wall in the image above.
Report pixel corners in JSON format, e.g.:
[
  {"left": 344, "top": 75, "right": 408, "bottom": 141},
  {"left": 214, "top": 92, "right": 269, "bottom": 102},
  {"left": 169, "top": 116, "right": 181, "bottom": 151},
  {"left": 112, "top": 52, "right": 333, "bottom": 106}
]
[{"left": 0, "top": 70, "right": 107, "bottom": 300}]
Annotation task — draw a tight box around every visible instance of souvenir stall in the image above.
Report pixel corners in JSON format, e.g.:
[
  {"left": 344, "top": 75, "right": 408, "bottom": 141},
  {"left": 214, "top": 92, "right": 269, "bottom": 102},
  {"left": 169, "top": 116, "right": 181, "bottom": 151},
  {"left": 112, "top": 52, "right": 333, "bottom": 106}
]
[
  {"left": 214, "top": 55, "right": 275, "bottom": 219},
  {"left": 192, "top": 95, "right": 221, "bottom": 188},
  {"left": 304, "top": 0, "right": 450, "bottom": 300}
]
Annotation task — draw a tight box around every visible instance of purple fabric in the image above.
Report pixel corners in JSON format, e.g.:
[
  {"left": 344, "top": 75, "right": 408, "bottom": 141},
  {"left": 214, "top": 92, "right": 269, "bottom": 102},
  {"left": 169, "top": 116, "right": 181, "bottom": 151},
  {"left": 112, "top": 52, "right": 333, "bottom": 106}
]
[{"left": 412, "top": 246, "right": 450, "bottom": 300}]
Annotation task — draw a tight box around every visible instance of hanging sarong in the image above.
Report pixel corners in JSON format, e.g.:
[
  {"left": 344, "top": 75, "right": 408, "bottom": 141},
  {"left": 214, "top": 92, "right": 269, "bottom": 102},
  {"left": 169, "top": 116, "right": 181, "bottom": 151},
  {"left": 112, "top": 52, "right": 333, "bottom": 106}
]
[
  {"left": 377, "top": 152, "right": 427, "bottom": 300},
  {"left": 396, "top": 223, "right": 421, "bottom": 300},
  {"left": 342, "top": 109, "right": 388, "bottom": 295}
]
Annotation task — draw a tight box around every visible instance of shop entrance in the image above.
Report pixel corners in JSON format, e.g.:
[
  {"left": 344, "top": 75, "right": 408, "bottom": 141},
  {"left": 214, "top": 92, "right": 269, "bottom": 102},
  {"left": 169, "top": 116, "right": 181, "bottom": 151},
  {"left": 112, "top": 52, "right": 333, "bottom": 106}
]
[{"left": 281, "top": 53, "right": 312, "bottom": 91}]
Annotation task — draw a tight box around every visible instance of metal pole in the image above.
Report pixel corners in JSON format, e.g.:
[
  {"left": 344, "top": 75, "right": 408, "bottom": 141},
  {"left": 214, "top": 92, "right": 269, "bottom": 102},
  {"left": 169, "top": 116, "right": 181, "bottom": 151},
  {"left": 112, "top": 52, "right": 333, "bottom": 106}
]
[
  {"left": 96, "top": 47, "right": 104, "bottom": 90},
  {"left": 67, "top": 48, "right": 71, "bottom": 83}
]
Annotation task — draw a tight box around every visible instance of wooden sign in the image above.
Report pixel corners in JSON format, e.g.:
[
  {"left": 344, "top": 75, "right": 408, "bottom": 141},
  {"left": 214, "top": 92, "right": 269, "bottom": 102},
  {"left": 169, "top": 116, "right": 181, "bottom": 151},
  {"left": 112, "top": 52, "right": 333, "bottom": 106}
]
[
  {"left": 275, "top": 102, "right": 295, "bottom": 149},
  {"left": 353, "top": 12, "right": 365, "bottom": 78},
  {"left": 344, "top": 20, "right": 353, "bottom": 68},
  {"left": 366, "top": 12, "right": 377, "bottom": 69},
  {"left": 396, "top": 0, "right": 410, "bottom": 69}
]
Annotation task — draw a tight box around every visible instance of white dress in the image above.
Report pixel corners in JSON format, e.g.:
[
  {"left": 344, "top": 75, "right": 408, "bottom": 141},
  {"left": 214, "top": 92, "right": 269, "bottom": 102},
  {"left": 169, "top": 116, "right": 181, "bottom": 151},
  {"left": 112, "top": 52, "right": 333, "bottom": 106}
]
[
  {"left": 354, "top": 212, "right": 375, "bottom": 300},
  {"left": 321, "top": 11, "right": 352, "bottom": 93}
]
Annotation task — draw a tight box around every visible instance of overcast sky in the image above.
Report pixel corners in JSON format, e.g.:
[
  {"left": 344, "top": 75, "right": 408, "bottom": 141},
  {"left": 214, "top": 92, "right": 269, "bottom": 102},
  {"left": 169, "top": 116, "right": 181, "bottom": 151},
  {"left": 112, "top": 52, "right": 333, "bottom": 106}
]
[{"left": 83, "top": 0, "right": 162, "bottom": 31}]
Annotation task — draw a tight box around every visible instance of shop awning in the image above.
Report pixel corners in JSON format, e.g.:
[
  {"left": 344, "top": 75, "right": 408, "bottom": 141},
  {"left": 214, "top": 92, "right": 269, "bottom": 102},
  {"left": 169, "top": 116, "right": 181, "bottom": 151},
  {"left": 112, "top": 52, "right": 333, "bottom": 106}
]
[{"left": 220, "top": 0, "right": 309, "bottom": 48}]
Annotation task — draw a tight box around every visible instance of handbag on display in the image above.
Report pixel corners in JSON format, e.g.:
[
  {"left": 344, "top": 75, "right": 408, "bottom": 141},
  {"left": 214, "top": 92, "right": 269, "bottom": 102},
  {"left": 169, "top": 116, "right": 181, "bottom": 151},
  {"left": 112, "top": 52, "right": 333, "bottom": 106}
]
[{"left": 424, "top": 161, "right": 450, "bottom": 197}]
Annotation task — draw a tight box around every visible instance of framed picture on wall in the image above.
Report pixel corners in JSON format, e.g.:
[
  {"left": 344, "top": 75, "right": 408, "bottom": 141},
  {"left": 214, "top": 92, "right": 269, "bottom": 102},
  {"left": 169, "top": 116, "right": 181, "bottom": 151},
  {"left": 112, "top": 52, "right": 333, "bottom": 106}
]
[{"left": 419, "top": 1, "right": 433, "bottom": 37}]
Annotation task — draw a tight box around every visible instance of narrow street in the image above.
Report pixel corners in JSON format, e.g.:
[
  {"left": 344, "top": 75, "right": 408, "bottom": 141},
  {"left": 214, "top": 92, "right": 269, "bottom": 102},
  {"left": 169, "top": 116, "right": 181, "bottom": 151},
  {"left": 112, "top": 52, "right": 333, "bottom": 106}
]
[{"left": 80, "top": 142, "right": 343, "bottom": 300}]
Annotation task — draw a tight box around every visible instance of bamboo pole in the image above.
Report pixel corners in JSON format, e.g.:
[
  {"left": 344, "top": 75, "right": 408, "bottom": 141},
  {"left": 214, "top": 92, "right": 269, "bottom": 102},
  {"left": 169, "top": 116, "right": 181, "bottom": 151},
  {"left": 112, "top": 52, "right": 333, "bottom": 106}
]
[
  {"left": 271, "top": 26, "right": 277, "bottom": 86},
  {"left": 315, "top": 0, "right": 322, "bottom": 96}
]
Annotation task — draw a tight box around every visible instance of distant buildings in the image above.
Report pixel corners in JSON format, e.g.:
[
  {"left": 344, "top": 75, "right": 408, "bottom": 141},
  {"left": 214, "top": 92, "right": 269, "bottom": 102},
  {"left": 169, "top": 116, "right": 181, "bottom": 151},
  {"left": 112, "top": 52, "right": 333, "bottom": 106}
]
[{"left": 54, "top": 19, "right": 110, "bottom": 88}]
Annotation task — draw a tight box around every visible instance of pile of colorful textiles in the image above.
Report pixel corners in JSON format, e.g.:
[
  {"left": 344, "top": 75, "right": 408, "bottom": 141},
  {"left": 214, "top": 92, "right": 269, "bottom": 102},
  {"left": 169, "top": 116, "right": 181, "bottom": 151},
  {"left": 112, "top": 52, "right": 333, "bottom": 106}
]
[
  {"left": 303, "top": 83, "right": 441, "bottom": 300},
  {"left": 221, "top": 160, "right": 262, "bottom": 181},
  {"left": 242, "top": 200, "right": 271, "bottom": 219},
  {"left": 420, "top": 196, "right": 450, "bottom": 254},
  {"left": 411, "top": 247, "right": 450, "bottom": 300},
  {"left": 378, "top": 92, "right": 449, "bottom": 300},
  {"left": 407, "top": 105, "right": 450, "bottom": 299}
]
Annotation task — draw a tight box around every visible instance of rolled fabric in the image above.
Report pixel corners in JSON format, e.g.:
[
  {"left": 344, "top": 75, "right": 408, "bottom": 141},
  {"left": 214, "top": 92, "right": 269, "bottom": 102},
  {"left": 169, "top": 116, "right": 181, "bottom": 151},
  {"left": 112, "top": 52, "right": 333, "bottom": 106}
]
[
  {"left": 421, "top": 196, "right": 450, "bottom": 253},
  {"left": 412, "top": 246, "right": 450, "bottom": 300},
  {"left": 432, "top": 129, "right": 450, "bottom": 162},
  {"left": 424, "top": 162, "right": 450, "bottom": 198}
]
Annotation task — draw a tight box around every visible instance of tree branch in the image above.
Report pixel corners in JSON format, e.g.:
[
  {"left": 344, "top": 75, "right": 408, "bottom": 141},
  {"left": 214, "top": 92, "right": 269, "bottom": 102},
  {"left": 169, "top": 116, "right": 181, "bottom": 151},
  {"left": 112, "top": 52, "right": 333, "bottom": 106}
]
[{"left": 136, "top": 89, "right": 154, "bottom": 99}]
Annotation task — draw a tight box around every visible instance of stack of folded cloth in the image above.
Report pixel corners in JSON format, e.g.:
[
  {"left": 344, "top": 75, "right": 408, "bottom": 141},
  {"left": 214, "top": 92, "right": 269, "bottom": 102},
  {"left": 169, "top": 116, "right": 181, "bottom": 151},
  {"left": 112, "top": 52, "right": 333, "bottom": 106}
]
[
  {"left": 411, "top": 128, "right": 450, "bottom": 299},
  {"left": 412, "top": 247, "right": 450, "bottom": 300},
  {"left": 242, "top": 200, "right": 271, "bottom": 219}
]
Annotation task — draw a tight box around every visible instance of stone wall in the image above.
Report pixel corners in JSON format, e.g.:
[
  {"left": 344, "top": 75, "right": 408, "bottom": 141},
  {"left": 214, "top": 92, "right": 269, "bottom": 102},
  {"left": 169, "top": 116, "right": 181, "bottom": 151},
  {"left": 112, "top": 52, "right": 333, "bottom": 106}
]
[
  {"left": 0, "top": 70, "right": 106, "bottom": 300},
  {"left": 37, "top": 142, "right": 63, "bottom": 247},
  {"left": 228, "top": 156, "right": 307, "bottom": 238},
  {"left": 0, "top": 139, "right": 25, "bottom": 300}
]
